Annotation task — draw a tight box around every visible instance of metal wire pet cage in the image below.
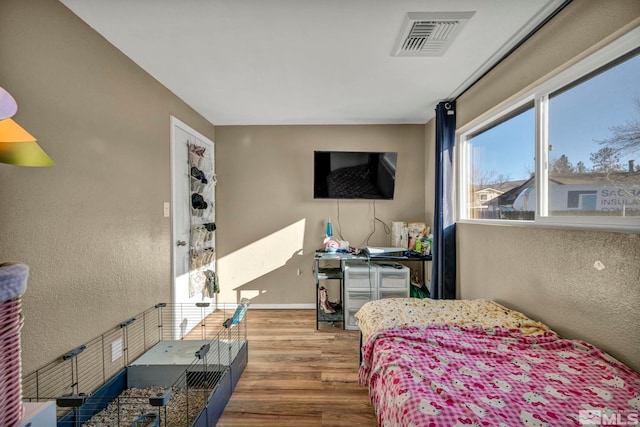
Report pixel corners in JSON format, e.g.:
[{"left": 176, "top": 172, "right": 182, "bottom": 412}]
[{"left": 22, "top": 299, "right": 250, "bottom": 427}]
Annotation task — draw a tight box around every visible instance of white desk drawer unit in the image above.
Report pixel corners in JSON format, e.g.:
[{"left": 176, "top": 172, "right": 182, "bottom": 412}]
[
  {"left": 377, "top": 264, "right": 410, "bottom": 290},
  {"left": 345, "top": 289, "right": 376, "bottom": 309},
  {"left": 346, "top": 308, "right": 363, "bottom": 330},
  {"left": 343, "top": 262, "right": 409, "bottom": 330},
  {"left": 379, "top": 288, "right": 410, "bottom": 299},
  {"left": 344, "top": 263, "right": 377, "bottom": 329},
  {"left": 344, "top": 263, "right": 377, "bottom": 289}
]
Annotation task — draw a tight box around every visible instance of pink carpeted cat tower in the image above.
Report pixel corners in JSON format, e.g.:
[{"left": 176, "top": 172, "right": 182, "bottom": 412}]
[{"left": 0, "top": 262, "right": 28, "bottom": 426}]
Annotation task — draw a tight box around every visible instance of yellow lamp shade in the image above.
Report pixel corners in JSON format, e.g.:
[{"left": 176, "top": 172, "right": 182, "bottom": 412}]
[
  {"left": 0, "top": 118, "right": 54, "bottom": 166},
  {"left": 0, "top": 118, "right": 36, "bottom": 143},
  {"left": 0, "top": 141, "right": 55, "bottom": 167}
]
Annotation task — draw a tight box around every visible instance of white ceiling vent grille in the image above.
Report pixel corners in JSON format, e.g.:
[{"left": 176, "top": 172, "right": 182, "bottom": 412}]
[{"left": 392, "top": 12, "right": 475, "bottom": 57}]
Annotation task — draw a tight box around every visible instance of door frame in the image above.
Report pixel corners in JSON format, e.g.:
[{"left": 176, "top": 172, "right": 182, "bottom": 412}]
[{"left": 169, "top": 115, "right": 216, "bottom": 306}]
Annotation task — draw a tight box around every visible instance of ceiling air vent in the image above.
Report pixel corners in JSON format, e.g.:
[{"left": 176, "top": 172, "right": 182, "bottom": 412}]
[{"left": 392, "top": 12, "right": 475, "bottom": 57}]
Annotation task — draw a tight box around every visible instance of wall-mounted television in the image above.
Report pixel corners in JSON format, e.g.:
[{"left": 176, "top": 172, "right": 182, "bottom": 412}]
[{"left": 313, "top": 151, "right": 398, "bottom": 200}]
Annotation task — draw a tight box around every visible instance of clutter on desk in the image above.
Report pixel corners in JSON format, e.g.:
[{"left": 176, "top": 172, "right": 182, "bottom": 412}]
[
  {"left": 323, "top": 237, "right": 349, "bottom": 253},
  {"left": 322, "top": 217, "right": 350, "bottom": 253},
  {"left": 391, "top": 221, "right": 408, "bottom": 248},
  {"left": 407, "top": 222, "right": 429, "bottom": 250},
  {"left": 421, "top": 235, "right": 433, "bottom": 256},
  {"left": 319, "top": 218, "right": 432, "bottom": 255},
  {"left": 391, "top": 221, "right": 432, "bottom": 255}
]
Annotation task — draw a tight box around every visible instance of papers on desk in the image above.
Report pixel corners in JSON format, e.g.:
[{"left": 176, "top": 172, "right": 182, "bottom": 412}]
[{"left": 365, "top": 247, "right": 408, "bottom": 256}]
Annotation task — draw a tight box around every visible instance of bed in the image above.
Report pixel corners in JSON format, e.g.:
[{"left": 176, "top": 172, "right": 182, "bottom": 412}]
[{"left": 356, "top": 298, "right": 640, "bottom": 427}]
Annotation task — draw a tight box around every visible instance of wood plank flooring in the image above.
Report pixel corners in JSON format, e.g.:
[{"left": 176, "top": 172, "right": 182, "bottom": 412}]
[{"left": 216, "top": 309, "right": 378, "bottom": 426}]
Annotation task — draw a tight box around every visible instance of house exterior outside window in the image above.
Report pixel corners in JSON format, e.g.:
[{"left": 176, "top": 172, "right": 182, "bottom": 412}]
[{"left": 459, "top": 28, "right": 640, "bottom": 231}]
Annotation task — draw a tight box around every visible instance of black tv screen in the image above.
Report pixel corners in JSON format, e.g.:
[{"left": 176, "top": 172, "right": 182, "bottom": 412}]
[{"left": 314, "top": 151, "right": 398, "bottom": 200}]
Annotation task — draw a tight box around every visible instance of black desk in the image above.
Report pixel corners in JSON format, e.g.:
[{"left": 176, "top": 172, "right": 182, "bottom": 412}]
[
  {"left": 314, "top": 251, "right": 432, "bottom": 329},
  {"left": 363, "top": 253, "right": 432, "bottom": 287}
]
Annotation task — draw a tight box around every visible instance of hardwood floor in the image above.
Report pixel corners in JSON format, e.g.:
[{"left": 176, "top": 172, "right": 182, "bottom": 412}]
[{"left": 216, "top": 309, "right": 378, "bottom": 426}]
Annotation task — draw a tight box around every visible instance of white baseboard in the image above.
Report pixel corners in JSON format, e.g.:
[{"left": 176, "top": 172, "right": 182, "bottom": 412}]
[
  {"left": 249, "top": 303, "right": 316, "bottom": 309},
  {"left": 217, "top": 303, "right": 316, "bottom": 310}
]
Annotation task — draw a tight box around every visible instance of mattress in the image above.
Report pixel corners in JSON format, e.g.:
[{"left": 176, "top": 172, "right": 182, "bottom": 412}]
[
  {"left": 358, "top": 324, "right": 640, "bottom": 427},
  {"left": 355, "top": 298, "right": 553, "bottom": 344}
]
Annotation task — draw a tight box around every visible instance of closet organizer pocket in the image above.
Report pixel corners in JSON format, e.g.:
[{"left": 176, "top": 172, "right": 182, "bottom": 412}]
[{"left": 191, "top": 248, "right": 215, "bottom": 269}]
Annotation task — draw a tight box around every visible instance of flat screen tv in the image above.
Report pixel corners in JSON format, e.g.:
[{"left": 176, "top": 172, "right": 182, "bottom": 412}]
[{"left": 314, "top": 151, "right": 398, "bottom": 200}]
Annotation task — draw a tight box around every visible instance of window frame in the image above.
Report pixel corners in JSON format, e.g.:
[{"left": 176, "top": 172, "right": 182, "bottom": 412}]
[{"left": 457, "top": 26, "right": 640, "bottom": 233}]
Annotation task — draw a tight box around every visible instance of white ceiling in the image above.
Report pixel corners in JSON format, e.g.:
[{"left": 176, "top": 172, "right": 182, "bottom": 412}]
[{"left": 59, "top": 0, "right": 565, "bottom": 126}]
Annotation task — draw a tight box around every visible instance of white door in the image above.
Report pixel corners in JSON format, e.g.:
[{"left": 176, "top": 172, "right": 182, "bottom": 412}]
[{"left": 170, "top": 116, "right": 216, "bottom": 338}]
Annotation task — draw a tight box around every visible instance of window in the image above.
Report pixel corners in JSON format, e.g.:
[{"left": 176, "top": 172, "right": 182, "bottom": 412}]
[
  {"left": 462, "top": 104, "right": 534, "bottom": 221},
  {"left": 459, "top": 28, "right": 640, "bottom": 231},
  {"left": 547, "top": 53, "right": 640, "bottom": 219}
]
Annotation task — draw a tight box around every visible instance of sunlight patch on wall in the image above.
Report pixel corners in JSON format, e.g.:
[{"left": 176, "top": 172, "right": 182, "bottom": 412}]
[
  {"left": 239, "top": 290, "right": 261, "bottom": 300},
  {"left": 218, "top": 219, "right": 306, "bottom": 290}
]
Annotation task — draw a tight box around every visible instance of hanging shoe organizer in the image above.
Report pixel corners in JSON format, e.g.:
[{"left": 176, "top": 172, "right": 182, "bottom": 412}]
[{"left": 188, "top": 141, "right": 217, "bottom": 298}]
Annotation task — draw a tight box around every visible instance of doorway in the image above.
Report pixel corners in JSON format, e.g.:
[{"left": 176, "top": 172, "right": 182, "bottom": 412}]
[{"left": 170, "top": 116, "right": 216, "bottom": 338}]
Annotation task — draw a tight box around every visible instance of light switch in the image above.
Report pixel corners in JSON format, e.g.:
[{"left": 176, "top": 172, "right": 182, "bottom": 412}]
[{"left": 163, "top": 202, "right": 170, "bottom": 217}]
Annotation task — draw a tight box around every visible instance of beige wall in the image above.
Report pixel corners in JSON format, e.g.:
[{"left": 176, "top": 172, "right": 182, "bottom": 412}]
[
  {"left": 0, "top": 0, "right": 215, "bottom": 375},
  {"left": 455, "top": 1, "right": 640, "bottom": 371},
  {"left": 214, "top": 125, "right": 426, "bottom": 305}
]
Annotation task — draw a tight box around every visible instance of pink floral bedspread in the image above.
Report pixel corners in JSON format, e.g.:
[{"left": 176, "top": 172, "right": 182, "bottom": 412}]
[{"left": 359, "top": 325, "right": 640, "bottom": 427}]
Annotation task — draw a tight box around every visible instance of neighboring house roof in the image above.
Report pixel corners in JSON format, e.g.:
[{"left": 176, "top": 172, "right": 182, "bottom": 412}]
[
  {"left": 471, "top": 180, "right": 527, "bottom": 194},
  {"left": 484, "top": 178, "right": 534, "bottom": 208},
  {"left": 476, "top": 187, "right": 504, "bottom": 195},
  {"left": 548, "top": 171, "right": 640, "bottom": 185},
  {"left": 483, "top": 171, "right": 640, "bottom": 209}
]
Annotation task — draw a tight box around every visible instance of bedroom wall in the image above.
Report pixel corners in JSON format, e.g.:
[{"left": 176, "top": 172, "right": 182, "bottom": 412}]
[
  {"left": 454, "top": 1, "right": 640, "bottom": 371},
  {"left": 214, "top": 125, "right": 426, "bottom": 306},
  {"left": 0, "top": 0, "right": 215, "bottom": 376}
]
